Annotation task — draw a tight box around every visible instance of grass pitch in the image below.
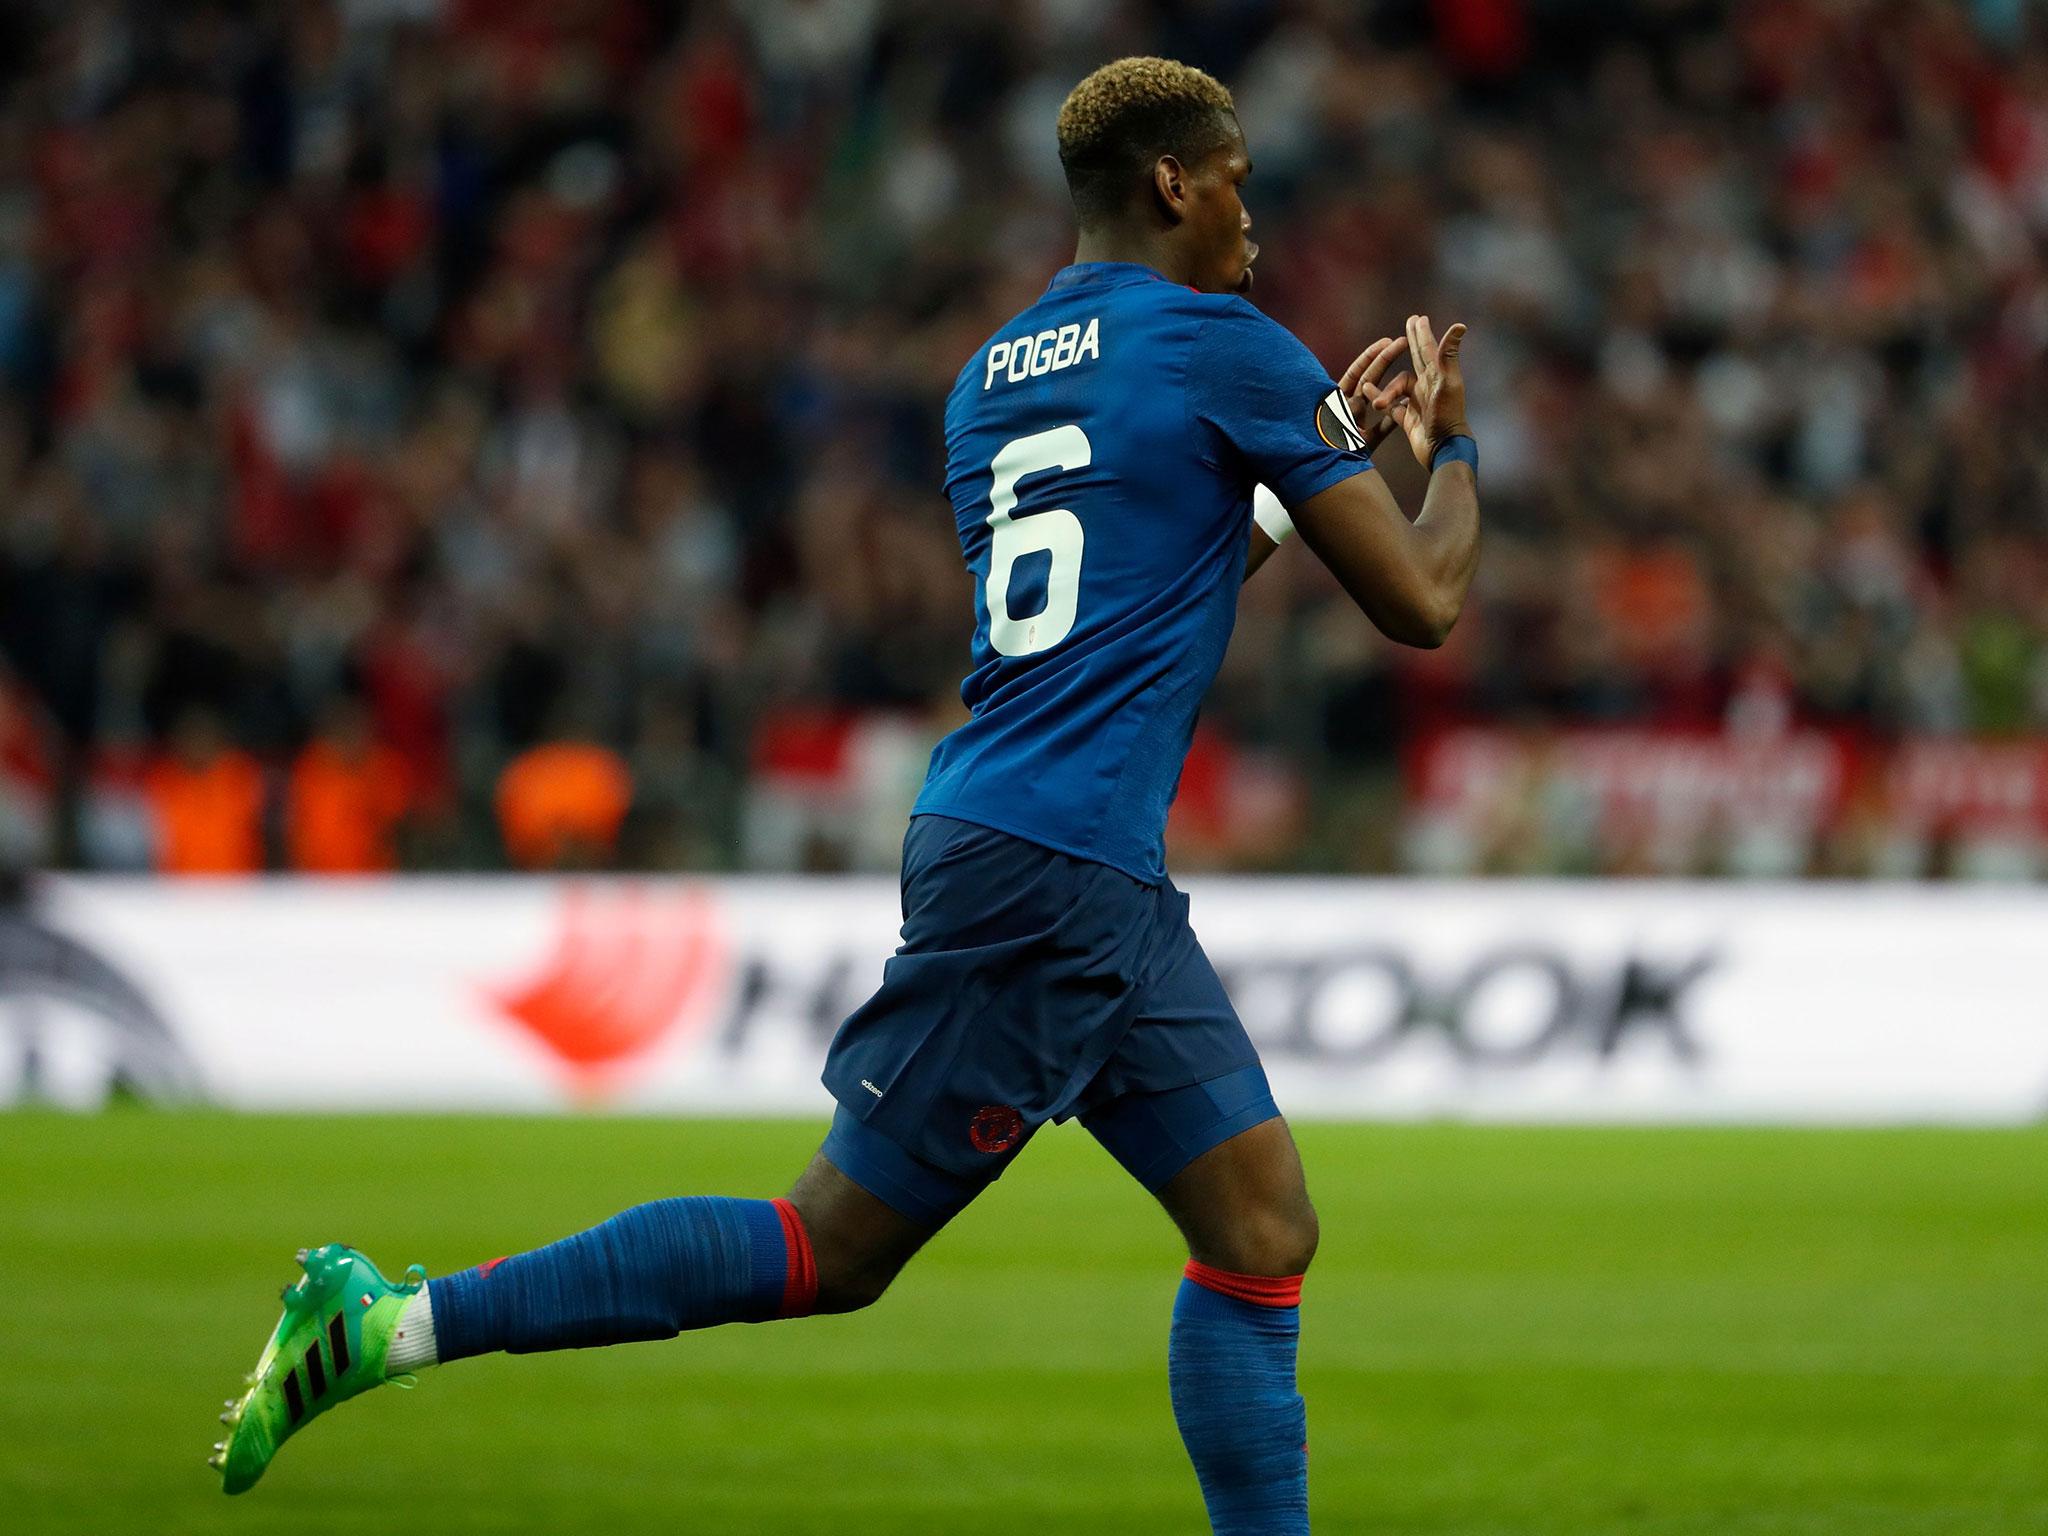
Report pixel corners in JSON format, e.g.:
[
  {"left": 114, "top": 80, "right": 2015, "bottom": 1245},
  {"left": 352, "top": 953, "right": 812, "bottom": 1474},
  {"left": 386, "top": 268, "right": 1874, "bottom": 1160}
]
[{"left": 1, "top": 1113, "right": 2042, "bottom": 1535}]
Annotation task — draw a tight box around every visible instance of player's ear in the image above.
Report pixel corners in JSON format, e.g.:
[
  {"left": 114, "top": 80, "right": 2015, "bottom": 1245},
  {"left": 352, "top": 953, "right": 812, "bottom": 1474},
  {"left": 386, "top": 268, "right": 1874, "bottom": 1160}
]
[{"left": 1152, "top": 154, "right": 1187, "bottom": 224}]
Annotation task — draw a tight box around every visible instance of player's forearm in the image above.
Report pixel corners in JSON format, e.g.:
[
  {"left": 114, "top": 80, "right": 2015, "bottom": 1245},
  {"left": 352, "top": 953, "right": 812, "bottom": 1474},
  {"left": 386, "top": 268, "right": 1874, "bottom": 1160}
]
[
  {"left": 1405, "top": 457, "right": 1480, "bottom": 643},
  {"left": 1292, "top": 454, "right": 1479, "bottom": 649}
]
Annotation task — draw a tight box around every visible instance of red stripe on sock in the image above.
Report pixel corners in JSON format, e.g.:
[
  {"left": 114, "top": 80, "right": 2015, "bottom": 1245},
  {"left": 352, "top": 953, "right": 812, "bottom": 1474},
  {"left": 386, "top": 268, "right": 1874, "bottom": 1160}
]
[
  {"left": 477, "top": 1255, "right": 509, "bottom": 1277},
  {"left": 1183, "top": 1259, "right": 1303, "bottom": 1309},
  {"left": 771, "top": 1198, "right": 818, "bottom": 1317}
]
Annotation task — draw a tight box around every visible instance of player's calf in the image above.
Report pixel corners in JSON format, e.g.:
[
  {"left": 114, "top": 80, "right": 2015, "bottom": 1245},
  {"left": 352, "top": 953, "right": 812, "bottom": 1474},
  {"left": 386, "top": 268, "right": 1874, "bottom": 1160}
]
[
  {"left": 213, "top": 1196, "right": 825, "bottom": 1496},
  {"left": 1170, "top": 1268, "right": 1309, "bottom": 1536},
  {"left": 1156, "top": 1120, "right": 1317, "bottom": 1536},
  {"left": 207, "top": 1151, "right": 938, "bottom": 1494}
]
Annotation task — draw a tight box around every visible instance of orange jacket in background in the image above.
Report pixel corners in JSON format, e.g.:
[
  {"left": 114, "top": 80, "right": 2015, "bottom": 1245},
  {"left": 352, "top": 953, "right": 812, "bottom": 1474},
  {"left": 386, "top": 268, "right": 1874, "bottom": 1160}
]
[
  {"left": 288, "top": 740, "right": 411, "bottom": 873},
  {"left": 495, "top": 741, "right": 633, "bottom": 869},
  {"left": 144, "top": 751, "right": 266, "bottom": 875}
]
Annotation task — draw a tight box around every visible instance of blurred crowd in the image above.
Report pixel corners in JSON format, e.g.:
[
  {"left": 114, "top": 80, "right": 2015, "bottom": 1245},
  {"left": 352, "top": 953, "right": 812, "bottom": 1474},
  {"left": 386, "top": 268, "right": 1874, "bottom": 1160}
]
[{"left": 0, "top": 0, "right": 2044, "bottom": 878}]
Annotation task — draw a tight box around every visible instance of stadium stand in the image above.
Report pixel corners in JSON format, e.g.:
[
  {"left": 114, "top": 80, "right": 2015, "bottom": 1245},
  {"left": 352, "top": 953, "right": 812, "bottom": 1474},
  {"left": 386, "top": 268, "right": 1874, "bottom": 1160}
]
[{"left": 0, "top": 0, "right": 2042, "bottom": 876}]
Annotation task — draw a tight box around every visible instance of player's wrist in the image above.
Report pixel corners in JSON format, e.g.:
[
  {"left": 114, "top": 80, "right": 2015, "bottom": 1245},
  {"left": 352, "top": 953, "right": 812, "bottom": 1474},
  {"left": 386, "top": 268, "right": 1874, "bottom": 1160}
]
[{"left": 1429, "top": 431, "right": 1477, "bottom": 474}]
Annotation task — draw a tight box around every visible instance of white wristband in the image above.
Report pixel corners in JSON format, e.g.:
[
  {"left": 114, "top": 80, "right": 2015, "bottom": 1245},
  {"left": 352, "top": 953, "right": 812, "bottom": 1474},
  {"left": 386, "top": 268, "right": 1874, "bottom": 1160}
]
[{"left": 1252, "top": 484, "right": 1294, "bottom": 544}]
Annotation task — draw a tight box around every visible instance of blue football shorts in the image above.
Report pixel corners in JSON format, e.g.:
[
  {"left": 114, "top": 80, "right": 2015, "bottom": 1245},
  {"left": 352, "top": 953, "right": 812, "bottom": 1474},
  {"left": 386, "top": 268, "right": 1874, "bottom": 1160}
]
[{"left": 818, "top": 814, "right": 1280, "bottom": 1228}]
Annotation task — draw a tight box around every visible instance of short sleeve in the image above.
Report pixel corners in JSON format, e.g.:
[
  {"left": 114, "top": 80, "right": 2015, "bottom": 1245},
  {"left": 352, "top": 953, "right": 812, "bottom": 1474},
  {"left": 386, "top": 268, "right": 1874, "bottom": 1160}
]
[{"left": 1185, "top": 301, "right": 1373, "bottom": 508}]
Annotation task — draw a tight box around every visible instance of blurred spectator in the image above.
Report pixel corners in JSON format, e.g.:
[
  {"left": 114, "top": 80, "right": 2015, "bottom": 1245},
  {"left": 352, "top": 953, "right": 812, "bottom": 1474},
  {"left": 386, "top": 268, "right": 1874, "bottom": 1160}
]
[
  {"left": 142, "top": 709, "right": 264, "bottom": 876},
  {"left": 286, "top": 697, "right": 411, "bottom": 873},
  {"left": 496, "top": 739, "right": 634, "bottom": 871},
  {"left": 77, "top": 734, "right": 157, "bottom": 873},
  {"left": 0, "top": 672, "right": 53, "bottom": 873},
  {"left": 1166, "top": 725, "right": 1311, "bottom": 872}
]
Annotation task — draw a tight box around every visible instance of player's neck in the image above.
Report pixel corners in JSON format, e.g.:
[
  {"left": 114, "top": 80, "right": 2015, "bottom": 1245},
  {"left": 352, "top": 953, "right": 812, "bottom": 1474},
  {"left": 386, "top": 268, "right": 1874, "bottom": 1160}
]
[{"left": 1072, "top": 227, "right": 1195, "bottom": 288}]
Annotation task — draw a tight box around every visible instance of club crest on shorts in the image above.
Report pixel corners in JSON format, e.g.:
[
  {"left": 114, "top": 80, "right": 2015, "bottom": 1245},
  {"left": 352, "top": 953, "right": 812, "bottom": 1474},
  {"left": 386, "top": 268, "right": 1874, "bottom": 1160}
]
[
  {"left": 969, "top": 1104, "right": 1024, "bottom": 1154},
  {"left": 1314, "top": 388, "right": 1368, "bottom": 453}
]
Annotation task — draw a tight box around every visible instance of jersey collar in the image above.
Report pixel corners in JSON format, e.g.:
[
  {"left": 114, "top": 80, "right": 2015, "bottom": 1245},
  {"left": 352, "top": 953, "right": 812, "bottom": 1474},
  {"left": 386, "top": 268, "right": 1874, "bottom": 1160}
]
[{"left": 1046, "top": 261, "right": 1169, "bottom": 292}]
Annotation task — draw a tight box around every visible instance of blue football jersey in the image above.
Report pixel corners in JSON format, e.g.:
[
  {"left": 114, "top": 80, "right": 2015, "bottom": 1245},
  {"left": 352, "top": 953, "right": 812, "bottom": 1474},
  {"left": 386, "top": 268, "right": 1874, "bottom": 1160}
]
[{"left": 913, "top": 261, "right": 1374, "bottom": 882}]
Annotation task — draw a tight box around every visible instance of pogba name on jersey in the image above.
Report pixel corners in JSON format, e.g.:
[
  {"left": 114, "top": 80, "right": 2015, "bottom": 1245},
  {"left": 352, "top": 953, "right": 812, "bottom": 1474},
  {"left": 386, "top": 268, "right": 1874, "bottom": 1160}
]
[{"left": 983, "top": 317, "right": 1101, "bottom": 390}]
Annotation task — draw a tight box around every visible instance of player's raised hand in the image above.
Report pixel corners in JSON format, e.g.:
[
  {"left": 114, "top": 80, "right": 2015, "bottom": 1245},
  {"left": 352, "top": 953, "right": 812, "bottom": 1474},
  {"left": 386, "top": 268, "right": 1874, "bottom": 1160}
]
[
  {"left": 1337, "top": 334, "right": 1411, "bottom": 455},
  {"left": 1385, "top": 315, "right": 1469, "bottom": 469}
]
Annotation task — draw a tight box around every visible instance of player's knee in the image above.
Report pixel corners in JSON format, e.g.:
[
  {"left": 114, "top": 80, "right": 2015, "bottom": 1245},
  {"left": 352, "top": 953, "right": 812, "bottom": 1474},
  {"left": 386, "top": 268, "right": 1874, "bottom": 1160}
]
[
  {"left": 1284, "top": 1199, "right": 1320, "bottom": 1274},
  {"left": 1253, "top": 1196, "right": 1319, "bottom": 1277},
  {"left": 786, "top": 1152, "right": 932, "bottom": 1314},
  {"left": 1198, "top": 1191, "right": 1319, "bottom": 1278},
  {"left": 809, "top": 1248, "right": 903, "bottom": 1314}
]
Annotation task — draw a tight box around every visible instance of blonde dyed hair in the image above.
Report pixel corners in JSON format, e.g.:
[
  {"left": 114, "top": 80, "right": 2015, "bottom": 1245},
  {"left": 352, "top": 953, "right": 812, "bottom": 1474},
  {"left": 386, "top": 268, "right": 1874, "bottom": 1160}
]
[{"left": 1056, "top": 57, "right": 1238, "bottom": 224}]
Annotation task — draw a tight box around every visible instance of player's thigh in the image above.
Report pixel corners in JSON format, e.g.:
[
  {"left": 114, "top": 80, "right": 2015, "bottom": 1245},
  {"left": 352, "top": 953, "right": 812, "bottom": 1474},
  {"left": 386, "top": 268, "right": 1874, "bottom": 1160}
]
[
  {"left": 1154, "top": 1115, "right": 1318, "bottom": 1279},
  {"left": 1078, "top": 884, "right": 1317, "bottom": 1277},
  {"left": 1076, "top": 883, "right": 1272, "bottom": 1193}
]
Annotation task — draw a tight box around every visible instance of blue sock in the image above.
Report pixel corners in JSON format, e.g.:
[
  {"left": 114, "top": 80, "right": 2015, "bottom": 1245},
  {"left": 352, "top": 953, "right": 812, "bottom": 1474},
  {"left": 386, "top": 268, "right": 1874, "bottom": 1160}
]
[
  {"left": 428, "top": 1196, "right": 816, "bottom": 1362},
  {"left": 1169, "top": 1262, "right": 1309, "bottom": 1536}
]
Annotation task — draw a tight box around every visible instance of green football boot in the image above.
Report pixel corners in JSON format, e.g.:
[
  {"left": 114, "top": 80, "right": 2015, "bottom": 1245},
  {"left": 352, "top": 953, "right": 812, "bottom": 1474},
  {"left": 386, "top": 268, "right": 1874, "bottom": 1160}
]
[{"left": 209, "top": 1243, "right": 426, "bottom": 1494}]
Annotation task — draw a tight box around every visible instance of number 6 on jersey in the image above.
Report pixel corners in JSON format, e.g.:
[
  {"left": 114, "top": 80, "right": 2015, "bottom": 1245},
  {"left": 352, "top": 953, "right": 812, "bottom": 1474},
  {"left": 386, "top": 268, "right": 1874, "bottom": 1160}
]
[{"left": 985, "top": 424, "right": 1089, "bottom": 657}]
